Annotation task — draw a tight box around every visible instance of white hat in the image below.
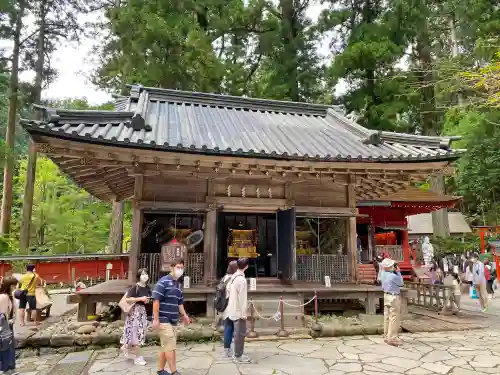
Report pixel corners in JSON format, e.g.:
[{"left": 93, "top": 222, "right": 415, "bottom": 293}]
[{"left": 381, "top": 258, "right": 395, "bottom": 268}]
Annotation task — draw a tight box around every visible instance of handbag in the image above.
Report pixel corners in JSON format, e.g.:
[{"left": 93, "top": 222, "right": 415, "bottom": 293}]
[
  {"left": 14, "top": 275, "right": 36, "bottom": 300},
  {"left": 118, "top": 285, "right": 138, "bottom": 314}
]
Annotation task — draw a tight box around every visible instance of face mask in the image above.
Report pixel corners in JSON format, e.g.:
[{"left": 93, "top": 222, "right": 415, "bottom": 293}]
[
  {"left": 140, "top": 274, "right": 149, "bottom": 283},
  {"left": 173, "top": 268, "right": 184, "bottom": 279}
]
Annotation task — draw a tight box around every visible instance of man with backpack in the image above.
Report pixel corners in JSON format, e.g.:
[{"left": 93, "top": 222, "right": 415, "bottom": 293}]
[
  {"left": 214, "top": 261, "right": 238, "bottom": 358},
  {"left": 226, "top": 258, "right": 250, "bottom": 363}
]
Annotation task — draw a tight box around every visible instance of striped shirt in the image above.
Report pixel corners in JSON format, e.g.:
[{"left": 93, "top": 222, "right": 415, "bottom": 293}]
[{"left": 152, "top": 274, "right": 184, "bottom": 324}]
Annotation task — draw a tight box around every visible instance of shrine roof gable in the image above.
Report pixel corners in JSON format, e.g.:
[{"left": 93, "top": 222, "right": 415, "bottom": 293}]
[{"left": 20, "top": 85, "right": 465, "bottom": 163}]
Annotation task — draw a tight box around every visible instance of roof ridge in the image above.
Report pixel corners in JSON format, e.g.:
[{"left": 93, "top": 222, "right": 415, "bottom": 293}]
[
  {"left": 29, "top": 105, "right": 151, "bottom": 132},
  {"left": 129, "top": 84, "right": 334, "bottom": 117}
]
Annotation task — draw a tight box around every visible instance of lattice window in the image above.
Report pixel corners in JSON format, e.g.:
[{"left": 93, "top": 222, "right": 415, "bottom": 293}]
[{"left": 296, "top": 254, "right": 350, "bottom": 282}]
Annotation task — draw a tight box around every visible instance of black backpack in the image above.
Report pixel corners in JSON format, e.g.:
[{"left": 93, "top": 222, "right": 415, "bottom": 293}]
[{"left": 214, "top": 275, "right": 242, "bottom": 313}]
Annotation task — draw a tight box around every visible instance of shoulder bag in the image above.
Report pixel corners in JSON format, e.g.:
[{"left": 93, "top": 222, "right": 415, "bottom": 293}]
[{"left": 14, "top": 275, "right": 36, "bottom": 300}]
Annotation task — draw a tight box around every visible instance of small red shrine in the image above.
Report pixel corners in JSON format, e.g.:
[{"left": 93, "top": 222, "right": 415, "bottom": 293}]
[{"left": 356, "top": 186, "right": 461, "bottom": 273}]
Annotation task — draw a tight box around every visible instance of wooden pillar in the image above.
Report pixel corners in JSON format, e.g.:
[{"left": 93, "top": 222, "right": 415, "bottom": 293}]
[
  {"left": 402, "top": 219, "right": 411, "bottom": 264},
  {"left": 128, "top": 175, "right": 143, "bottom": 284},
  {"left": 108, "top": 200, "right": 124, "bottom": 254},
  {"left": 203, "top": 208, "right": 217, "bottom": 285},
  {"left": 20, "top": 140, "right": 37, "bottom": 253},
  {"left": 347, "top": 182, "right": 358, "bottom": 281}
]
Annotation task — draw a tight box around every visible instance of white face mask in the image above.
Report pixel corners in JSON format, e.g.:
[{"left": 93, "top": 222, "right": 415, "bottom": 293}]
[
  {"left": 139, "top": 274, "right": 149, "bottom": 283},
  {"left": 173, "top": 268, "right": 184, "bottom": 279}
]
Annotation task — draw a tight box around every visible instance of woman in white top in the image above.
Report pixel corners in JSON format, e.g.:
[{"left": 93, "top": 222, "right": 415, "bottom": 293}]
[
  {"left": 0, "top": 277, "right": 17, "bottom": 372},
  {"left": 222, "top": 261, "right": 238, "bottom": 358}
]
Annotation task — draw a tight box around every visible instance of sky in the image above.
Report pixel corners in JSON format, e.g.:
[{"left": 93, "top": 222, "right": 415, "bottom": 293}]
[{"left": 29, "top": 2, "right": 330, "bottom": 105}]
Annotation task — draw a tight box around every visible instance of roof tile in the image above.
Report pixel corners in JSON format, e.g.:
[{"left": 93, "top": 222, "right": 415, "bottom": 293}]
[{"left": 21, "top": 85, "right": 465, "bottom": 162}]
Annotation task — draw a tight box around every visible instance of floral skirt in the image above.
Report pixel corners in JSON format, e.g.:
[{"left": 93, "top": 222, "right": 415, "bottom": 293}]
[{"left": 120, "top": 304, "right": 147, "bottom": 346}]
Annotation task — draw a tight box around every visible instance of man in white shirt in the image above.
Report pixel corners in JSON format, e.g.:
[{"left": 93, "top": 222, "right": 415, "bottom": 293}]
[{"left": 226, "top": 257, "right": 250, "bottom": 363}]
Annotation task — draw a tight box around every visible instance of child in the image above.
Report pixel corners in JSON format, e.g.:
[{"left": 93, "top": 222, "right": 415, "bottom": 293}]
[{"left": 451, "top": 273, "right": 461, "bottom": 312}]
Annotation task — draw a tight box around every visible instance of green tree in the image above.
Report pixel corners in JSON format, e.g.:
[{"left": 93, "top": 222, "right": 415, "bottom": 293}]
[{"left": 13, "top": 156, "right": 118, "bottom": 253}]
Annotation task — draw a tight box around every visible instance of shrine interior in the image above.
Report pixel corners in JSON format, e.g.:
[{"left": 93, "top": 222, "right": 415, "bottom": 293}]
[{"left": 141, "top": 212, "right": 205, "bottom": 254}]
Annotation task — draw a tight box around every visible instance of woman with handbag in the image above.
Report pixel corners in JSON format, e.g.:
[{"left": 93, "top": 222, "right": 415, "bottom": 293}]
[
  {"left": 120, "top": 268, "right": 151, "bottom": 366},
  {"left": 0, "top": 277, "right": 18, "bottom": 372}
]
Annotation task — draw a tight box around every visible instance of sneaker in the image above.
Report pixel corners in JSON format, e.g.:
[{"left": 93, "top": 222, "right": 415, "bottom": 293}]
[
  {"left": 134, "top": 356, "right": 146, "bottom": 366},
  {"left": 232, "top": 354, "right": 251, "bottom": 363},
  {"left": 482, "top": 307, "right": 489, "bottom": 313},
  {"left": 221, "top": 348, "right": 233, "bottom": 358}
]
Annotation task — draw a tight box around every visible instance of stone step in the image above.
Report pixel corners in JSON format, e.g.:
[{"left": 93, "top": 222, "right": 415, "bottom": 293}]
[{"left": 46, "top": 350, "right": 94, "bottom": 375}]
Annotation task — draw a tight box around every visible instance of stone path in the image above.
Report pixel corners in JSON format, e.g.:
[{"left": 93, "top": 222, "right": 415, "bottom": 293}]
[{"left": 15, "top": 328, "right": 500, "bottom": 375}]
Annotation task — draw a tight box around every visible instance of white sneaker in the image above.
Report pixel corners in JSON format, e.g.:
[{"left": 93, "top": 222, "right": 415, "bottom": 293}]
[
  {"left": 221, "top": 348, "right": 232, "bottom": 358},
  {"left": 134, "top": 356, "right": 146, "bottom": 366},
  {"left": 232, "top": 354, "right": 251, "bottom": 363}
]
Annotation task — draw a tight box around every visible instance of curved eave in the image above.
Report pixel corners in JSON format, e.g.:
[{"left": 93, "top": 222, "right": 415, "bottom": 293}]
[{"left": 22, "top": 122, "right": 466, "bottom": 164}]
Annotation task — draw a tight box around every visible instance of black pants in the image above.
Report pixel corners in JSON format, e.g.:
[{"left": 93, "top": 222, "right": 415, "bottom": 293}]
[{"left": 487, "top": 280, "right": 495, "bottom": 295}]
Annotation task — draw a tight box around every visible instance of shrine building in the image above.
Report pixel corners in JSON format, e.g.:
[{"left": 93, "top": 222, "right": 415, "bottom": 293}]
[{"left": 19, "top": 85, "right": 465, "bottom": 318}]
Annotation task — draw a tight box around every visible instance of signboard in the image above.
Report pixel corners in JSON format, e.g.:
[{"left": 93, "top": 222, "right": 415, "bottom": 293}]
[
  {"left": 161, "top": 240, "right": 187, "bottom": 271},
  {"left": 324, "top": 276, "right": 331, "bottom": 288},
  {"left": 249, "top": 278, "right": 257, "bottom": 291}
]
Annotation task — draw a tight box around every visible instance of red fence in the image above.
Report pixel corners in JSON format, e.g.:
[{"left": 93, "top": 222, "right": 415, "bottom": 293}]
[{"left": 0, "top": 254, "right": 129, "bottom": 284}]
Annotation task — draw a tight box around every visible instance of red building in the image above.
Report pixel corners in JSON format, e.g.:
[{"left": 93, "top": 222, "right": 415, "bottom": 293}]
[{"left": 356, "top": 186, "right": 460, "bottom": 280}]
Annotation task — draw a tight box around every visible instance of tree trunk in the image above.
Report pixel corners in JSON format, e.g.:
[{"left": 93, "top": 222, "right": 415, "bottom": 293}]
[
  {"left": 20, "top": 0, "right": 47, "bottom": 251},
  {"left": 449, "top": 15, "right": 464, "bottom": 107},
  {"left": 280, "top": 0, "right": 299, "bottom": 101},
  {"left": 108, "top": 200, "right": 124, "bottom": 253},
  {"left": 430, "top": 174, "right": 450, "bottom": 237},
  {"left": 20, "top": 141, "right": 37, "bottom": 252},
  {"left": 0, "top": 0, "right": 26, "bottom": 234}
]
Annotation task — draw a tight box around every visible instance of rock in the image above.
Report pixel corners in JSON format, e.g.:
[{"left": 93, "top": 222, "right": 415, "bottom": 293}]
[
  {"left": 76, "top": 325, "right": 96, "bottom": 334},
  {"left": 27, "top": 333, "right": 51, "bottom": 347},
  {"left": 75, "top": 334, "right": 93, "bottom": 346},
  {"left": 91, "top": 333, "right": 119, "bottom": 346},
  {"left": 69, "top": 321, "right": 99, "bottom": 330},
  {"left": 16, "top": 348, "right": 38, "bottom": 358},
  {"left": 50, "top": 334, "right": 75, "bottom": 347}
]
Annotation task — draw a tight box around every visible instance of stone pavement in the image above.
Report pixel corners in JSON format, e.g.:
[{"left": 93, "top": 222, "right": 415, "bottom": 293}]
[{"left": 15, "top": 328, "right": 500, "bottom": 375}]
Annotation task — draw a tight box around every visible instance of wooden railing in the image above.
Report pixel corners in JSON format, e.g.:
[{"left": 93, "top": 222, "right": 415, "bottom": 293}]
[
  {"left": 404, "top": 282, "right": 455, "bottom": 312},
  {"left": 376, "top": 245, "right": 404, "bottom": 261}
]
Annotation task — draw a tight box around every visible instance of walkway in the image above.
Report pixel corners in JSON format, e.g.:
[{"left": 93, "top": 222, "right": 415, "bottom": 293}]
[{"left": 16, "top": 328, "right": 499, "bottom": 375}]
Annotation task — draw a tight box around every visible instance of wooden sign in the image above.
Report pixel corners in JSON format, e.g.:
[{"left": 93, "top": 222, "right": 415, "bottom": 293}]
[{"left": 161, "top": 240, "right": 187, "bottom": 271}]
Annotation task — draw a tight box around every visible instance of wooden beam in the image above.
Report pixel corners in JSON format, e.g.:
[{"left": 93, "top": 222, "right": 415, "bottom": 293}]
[
  {"left": 203, "top": 209, "right": 217, "bottom": 285},
  {"left": 347, "top": 182, "right": 358, "bottom": 282},
  {"left": 37, "top": 137, "right": 451, "bottom": 172},
  {"left": 128, "top": 174, "right": 144, "bottom": 283},
  {"left": 138, "top": 201, "right": 210, "bottom": 211}
]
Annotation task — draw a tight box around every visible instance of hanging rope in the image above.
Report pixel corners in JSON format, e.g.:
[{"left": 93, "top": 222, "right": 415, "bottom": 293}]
[{"left": 281, "top": 295, "right": 317, "bottom": 308}]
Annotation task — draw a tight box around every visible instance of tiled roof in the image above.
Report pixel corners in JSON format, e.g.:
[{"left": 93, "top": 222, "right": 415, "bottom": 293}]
[{"left": 21, "top": 85, "right": 465, "bottom": 162}]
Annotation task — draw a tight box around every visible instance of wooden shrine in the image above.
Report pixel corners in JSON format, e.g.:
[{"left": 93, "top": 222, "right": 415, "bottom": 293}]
[{"left": 19, "top": 85, "right": 465, "bottom": 292}]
